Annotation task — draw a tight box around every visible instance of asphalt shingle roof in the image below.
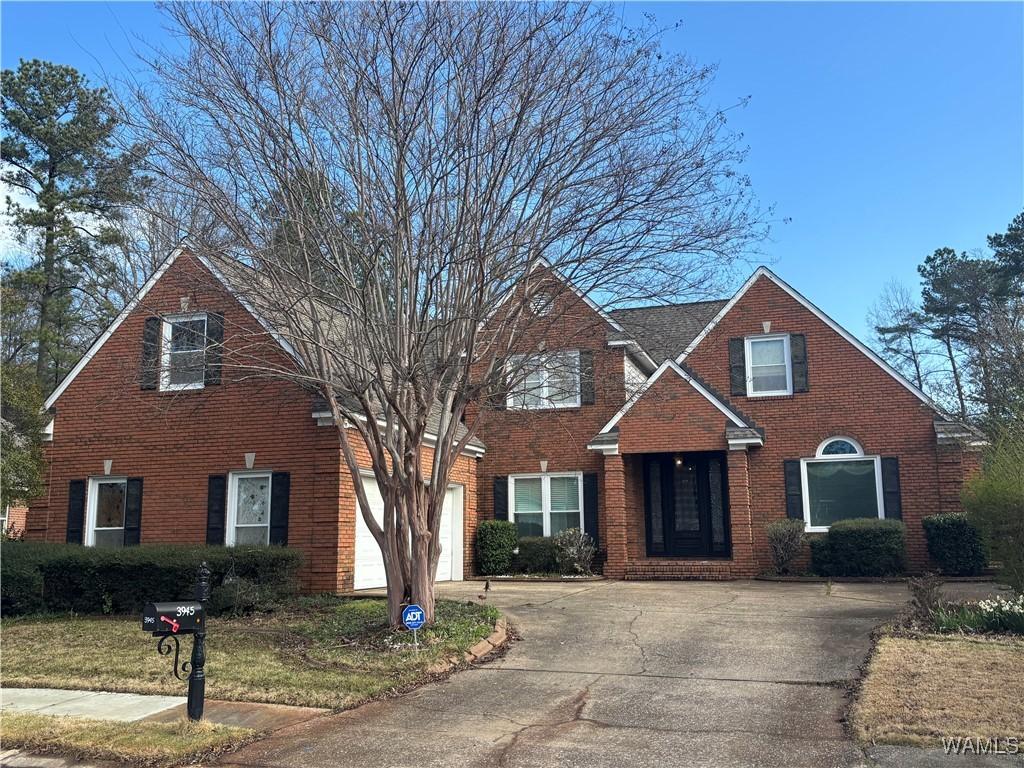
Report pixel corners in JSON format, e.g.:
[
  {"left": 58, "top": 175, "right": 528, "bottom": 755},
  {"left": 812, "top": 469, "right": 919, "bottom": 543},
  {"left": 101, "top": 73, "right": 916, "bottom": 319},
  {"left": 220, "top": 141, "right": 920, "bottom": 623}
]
[{"left": 609, "top": 300, "right": 728, "bottom": 363}]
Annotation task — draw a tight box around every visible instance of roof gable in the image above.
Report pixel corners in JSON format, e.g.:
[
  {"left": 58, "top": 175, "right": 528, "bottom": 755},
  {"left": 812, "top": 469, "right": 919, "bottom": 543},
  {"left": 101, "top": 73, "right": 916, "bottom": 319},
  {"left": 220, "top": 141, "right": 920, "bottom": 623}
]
[{"left": 676, "top": 266, "right": 942, "bottom": 413}]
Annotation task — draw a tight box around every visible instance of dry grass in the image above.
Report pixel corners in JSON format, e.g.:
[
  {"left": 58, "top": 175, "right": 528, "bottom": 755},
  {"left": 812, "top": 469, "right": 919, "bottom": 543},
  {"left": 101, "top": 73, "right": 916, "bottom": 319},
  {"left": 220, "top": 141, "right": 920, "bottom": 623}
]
[
  {"left": 1, "top": 711, "right": 254, "bottom": 767},
  {"left": 2, "top": 597, "right": 498, "bottom": 710},
  {"left": 852, "top": 634, "right": 1024, "bottom": 748}
]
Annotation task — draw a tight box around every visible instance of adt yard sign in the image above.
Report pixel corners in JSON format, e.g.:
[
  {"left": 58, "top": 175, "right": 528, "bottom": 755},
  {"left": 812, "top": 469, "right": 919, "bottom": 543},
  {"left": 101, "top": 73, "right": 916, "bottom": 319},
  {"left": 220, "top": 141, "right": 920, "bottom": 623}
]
[{"left": 403, "top": 604, "right": 426, "bottom": 631}]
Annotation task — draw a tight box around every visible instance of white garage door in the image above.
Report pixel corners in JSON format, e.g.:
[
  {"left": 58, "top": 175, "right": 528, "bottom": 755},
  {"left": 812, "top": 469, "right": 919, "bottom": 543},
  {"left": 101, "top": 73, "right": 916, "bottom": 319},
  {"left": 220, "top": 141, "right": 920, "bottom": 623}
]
[{"left": 353, "top": 478, "right": 464, "bottom": 591}]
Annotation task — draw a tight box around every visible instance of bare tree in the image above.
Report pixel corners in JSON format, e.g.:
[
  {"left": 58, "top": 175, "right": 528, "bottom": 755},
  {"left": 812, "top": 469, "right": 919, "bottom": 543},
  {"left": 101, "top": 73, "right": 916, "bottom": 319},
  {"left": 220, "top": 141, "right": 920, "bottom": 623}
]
[
  {"left": 869, "top": 280, "right": 930, "bottom": 390},
  {"left": 126, "top": 2, "right": 764, "bottom": 625}
]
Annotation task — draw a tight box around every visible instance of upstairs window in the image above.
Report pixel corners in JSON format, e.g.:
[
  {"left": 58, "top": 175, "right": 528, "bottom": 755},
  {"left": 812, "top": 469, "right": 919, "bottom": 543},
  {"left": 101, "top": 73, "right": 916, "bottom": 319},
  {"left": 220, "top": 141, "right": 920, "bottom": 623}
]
[
  {"left": 507, "top": 351, "right": 581, "bottom": 409},
  {"left": 161, "top": 313, "right": 208, "bottom": 391},
  {"left": 745, "top": 334, "right": 792, "bottom": 396}
]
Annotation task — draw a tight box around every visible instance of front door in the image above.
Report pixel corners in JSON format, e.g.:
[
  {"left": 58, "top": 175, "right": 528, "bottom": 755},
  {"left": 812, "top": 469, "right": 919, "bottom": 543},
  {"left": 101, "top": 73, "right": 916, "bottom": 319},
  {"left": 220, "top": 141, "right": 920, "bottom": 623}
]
[{"left": 643, "top": 452, "right": 730, "bottom": 558}]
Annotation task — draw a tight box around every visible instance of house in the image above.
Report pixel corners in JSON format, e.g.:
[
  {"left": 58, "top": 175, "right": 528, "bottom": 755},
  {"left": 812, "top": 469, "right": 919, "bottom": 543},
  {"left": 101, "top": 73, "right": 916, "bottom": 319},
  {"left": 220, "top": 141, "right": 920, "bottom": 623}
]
[{"left": 25, "top": 249, "right": 982, "bottom": 586}]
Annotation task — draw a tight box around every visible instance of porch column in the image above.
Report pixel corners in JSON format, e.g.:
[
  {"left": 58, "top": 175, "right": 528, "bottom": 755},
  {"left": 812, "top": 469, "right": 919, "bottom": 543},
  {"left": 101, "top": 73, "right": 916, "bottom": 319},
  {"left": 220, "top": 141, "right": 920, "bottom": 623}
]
[
  {"left": 727, "top": 449, "right": 756, "bottom": 577},
  {"left": 603, "top": 453, "right": 628, "bottom": 578}
]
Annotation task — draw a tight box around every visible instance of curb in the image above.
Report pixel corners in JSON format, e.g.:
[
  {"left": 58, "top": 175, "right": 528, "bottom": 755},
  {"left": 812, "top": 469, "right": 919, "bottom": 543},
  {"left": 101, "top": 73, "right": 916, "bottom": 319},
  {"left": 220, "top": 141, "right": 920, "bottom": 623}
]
[{"left": 426, "top": 618, "right": 509, "bottom": 675}]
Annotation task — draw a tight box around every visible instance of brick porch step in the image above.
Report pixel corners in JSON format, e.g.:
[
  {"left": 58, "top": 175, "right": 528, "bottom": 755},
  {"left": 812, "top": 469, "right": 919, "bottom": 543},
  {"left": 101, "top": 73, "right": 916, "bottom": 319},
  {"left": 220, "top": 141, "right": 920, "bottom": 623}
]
[{"left": 622, "top": 559, "right": 737, "bottom": 581}]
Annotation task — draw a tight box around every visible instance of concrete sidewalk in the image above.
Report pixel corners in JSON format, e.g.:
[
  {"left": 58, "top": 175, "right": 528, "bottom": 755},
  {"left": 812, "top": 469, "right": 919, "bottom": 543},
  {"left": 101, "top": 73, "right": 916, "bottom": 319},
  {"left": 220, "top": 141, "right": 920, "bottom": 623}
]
[{"left": 1, "top": 687, "right": 328, "bottom": 729}]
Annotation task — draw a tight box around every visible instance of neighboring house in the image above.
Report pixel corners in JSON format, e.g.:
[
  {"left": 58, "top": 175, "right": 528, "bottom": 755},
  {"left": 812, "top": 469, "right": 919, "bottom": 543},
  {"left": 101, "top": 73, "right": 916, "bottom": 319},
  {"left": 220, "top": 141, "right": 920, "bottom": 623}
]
[
  {"left": 471, "top": 265, "right": 984, "bottom": 578},
  {"left": 26, "top": 250, "right": 983, "bottom": 587},
  {"left": 25, "top": 250, "right": 482, "bottom": 592}
]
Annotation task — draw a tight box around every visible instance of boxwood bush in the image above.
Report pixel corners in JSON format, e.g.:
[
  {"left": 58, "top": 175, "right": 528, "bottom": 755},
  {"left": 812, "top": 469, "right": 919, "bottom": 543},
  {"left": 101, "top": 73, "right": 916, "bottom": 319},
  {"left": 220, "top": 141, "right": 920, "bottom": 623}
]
[
  {"left": 511, "top": 536, "right": 558, "bottom": 574},
  {"left": 810, "top": 518, "right": 906, "bottom": 577},
  {"left": 922, "top": 513, "right": 988, "bottom": 576},
  {"left": 475, "top": 520, "right": 518, "bottom": 575},
  {"left": 0, "top": 541, "right": 302, "bottom": 616}
]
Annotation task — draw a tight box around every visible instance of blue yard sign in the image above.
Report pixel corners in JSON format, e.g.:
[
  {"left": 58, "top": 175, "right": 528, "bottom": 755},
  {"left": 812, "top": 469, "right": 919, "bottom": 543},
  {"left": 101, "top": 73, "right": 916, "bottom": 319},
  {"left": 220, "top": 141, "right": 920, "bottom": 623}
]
[{"left": 402, "top": 604, "right": 426, "bottom": 631}]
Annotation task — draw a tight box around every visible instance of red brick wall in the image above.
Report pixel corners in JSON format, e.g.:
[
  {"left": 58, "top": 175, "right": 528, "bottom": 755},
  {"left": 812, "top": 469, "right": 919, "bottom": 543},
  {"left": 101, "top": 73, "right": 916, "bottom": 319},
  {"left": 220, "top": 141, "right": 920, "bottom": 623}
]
[
  {"left": 28, "top": 254, "right": 480, "bottom": 591},
  {"left": 468, "top": 281, "right": 628, "bottom": 550},
  {"left": 676, "top": 274, "right": 963, "bottom": 572},
  {"left": 617, "top": 370, "right": 729, "bottom": 453}
]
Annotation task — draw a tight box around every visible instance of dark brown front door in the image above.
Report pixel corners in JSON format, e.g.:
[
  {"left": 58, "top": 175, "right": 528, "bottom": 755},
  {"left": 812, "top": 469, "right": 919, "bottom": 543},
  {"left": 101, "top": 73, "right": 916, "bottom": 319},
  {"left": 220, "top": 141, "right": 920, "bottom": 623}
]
[{"left": 643, "top": 452, "right": 730, "bottom": 558}]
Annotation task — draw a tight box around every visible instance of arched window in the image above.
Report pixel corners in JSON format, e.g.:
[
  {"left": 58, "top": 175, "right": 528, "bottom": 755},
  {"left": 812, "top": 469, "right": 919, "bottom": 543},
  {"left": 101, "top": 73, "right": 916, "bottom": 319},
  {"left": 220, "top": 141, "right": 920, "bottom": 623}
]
[
  {"left": 816, "top": 437, "right": 863, "bottom": 457},
  {"left": 801, "top": 436, "right": 882, "bottom": 532}
]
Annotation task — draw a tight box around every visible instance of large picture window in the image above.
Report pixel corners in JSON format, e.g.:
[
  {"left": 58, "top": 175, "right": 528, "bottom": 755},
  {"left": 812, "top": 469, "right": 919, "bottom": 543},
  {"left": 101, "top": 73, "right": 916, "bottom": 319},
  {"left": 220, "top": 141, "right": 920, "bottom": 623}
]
[
  {"left": 509, "top": 473, "right": 583, "bottom": 537},
  {"left": 800, "top": 437, "right": 883, "bottom": 532},
  {"left": 744, "top": 334, "right": 792, "bottom": 396},
  {"left": 507, "top": 351, "right": 581, "bottom": 409},
  {"left": 160, "top": 313, "right": 208, "bottom": 391}
]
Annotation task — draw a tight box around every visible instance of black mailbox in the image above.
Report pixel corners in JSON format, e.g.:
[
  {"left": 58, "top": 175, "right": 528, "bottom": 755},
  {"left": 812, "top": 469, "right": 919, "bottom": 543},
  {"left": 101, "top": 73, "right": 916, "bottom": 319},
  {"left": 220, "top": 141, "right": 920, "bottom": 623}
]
[{"left": 142, "top": 601, "right": 205, "bottom": 635}]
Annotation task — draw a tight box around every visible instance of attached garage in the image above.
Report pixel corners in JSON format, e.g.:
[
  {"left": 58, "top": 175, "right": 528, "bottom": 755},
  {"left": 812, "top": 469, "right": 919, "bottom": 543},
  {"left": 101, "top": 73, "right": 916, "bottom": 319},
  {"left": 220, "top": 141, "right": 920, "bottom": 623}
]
[{"left": 353, "top": 477, "right": 465, "bottom": 591}]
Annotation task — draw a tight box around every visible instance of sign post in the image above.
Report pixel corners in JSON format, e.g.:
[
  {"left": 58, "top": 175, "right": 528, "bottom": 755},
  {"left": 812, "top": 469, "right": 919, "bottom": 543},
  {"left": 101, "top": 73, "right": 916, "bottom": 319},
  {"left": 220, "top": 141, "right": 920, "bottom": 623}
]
[
  {"left": 402, "top": 603, "right": 426, "bottom": 651},
  {"left": 141, "top": 561, "right": 211, "bottom": 721}
]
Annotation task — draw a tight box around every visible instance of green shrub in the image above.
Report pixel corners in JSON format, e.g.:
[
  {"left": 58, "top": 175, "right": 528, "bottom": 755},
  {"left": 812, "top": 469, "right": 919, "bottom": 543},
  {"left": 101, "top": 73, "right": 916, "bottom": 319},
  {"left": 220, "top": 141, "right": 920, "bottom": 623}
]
[
  {"left": 922, "top": 513, "right": 987, "bottom": 576},
  {"left": 810, "top": 518, "right": 906, "bottom": 577},
  {"left": 932, "top": 594, "right": 1024, "bottom": 635},
  {"left": 0, "top": 540, "right": 47, "bottom": 614},
  {"left": 0, "top": 543, "right": 302, "bottom": 616},
  {"left": 809, "top": 536, "right": 833, "bottom": 577},
  {"left": 765, "top": 519, "right": 805, "bottom": 574},
  {"left": 475, "top": 520, "right": 518, "bottom": 575},
  {"left": 963, "top": 424, "right": 1024, "bottom": 592},
  {"left": 552, "top": 528, "right": 596, "bottom": 575},
  {"left": 511, "top": 537, "right": 558, "bottom": 574}
]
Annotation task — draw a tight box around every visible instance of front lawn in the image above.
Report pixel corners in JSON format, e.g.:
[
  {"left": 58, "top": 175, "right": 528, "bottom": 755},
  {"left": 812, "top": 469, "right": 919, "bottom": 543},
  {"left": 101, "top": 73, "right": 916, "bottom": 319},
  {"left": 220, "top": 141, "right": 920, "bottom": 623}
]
[
  {"left": 2, "top": 597, "right": 499, "bottom": 710},
  {"left": 1, "top": 712, "right": 255, "bottom": 768},
  {"left": 852, "top": 634, "right": 1024, "bottom": 748}
]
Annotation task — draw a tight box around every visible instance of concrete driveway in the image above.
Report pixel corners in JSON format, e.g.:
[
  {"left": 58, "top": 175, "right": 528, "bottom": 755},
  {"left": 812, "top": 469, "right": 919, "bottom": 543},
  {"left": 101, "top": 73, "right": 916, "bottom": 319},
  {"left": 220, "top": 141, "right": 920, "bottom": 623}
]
[{"left": 220, "top": 579, "right": 925, "bottom": 768}]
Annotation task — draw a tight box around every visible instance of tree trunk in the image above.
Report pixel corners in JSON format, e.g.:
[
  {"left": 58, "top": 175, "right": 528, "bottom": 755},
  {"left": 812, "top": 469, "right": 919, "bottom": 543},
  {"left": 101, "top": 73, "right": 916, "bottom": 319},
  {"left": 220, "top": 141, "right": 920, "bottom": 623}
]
[
  {"left": 409, "top": 531, "right": 436, "bottom": 624},
  {"left": 35, "top": 197, "right": 58, "bottom": 387},
  {"left": 943, "top": 334, "right": 968, "bottom": 420}
]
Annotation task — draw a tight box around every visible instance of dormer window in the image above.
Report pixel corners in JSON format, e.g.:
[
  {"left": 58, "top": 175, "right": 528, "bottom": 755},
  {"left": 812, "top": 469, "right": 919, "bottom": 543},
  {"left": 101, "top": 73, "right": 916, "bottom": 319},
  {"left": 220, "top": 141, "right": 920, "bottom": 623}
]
[
  {"left": 744, "top": 334, "right": 792, "bottom": 396},
  {"left": 160, "top": 313, "right": 208, "bottom": 391}
]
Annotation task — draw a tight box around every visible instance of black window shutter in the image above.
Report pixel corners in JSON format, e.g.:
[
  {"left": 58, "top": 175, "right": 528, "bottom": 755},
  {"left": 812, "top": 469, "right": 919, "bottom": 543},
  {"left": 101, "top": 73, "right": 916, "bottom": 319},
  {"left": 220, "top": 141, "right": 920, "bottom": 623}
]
[
  {"left": 579, "top": 350, "right": 595, "bottom": 405},
  {"left": 206, "top": 475, "right": 227, "bottom": 545},
  {"left": 583, "top": 472, "right": 599, "bottom": 546},
  {"left": 270, "top": 472, "right": 291, "bottom": 545},
  {"left": 729, "top": 338, "right": 746, "bottom": 396},
  {"left": 791, "top": 333, "right": 809, "bottom": 393},
  {"left": 881, "top": 457, "right": 902, "bottom": 520},
  {"left": 493, "top": 476, "right": 508, "bottom": 520},
  {"left": 66, "top": 479, "right": 86, "bottom": 544},
  {"left": 140, "top": 317, "right": 161, "bottom": 390},
  {"left": 783, "top": 460, "right": 804, "bottom": 520},
  {"left": 123, "top": 478, "right": 143, "bottom": 546},
  {"left": 204, "top": 312, "right": 224, "bottom": 386}
]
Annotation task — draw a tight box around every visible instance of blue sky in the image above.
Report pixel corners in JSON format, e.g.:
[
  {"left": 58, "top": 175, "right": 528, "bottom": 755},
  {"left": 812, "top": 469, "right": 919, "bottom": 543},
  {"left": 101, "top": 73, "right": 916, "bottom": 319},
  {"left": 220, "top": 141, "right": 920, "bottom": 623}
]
[{"left": 3, "top": 1, "right": 1022, "bottom": 339}]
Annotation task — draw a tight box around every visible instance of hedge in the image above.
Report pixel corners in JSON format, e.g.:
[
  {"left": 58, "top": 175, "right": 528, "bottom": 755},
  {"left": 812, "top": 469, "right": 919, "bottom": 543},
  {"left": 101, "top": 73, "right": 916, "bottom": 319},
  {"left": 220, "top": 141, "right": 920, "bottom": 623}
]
[
  {"left": 475, "top": 520, "right": 518, "bottom": 575},
  {"left": 810, "top": 518, "right": 906, "bottom": 577},
  {"left": 0, "top": 542, "right": 302, "bottom": 616},
  {"left": 511, "top": 537, "right": 558, "bottom": 574},
  {"left": 922, "top": 513, "right": 987, "bottom": 576}
]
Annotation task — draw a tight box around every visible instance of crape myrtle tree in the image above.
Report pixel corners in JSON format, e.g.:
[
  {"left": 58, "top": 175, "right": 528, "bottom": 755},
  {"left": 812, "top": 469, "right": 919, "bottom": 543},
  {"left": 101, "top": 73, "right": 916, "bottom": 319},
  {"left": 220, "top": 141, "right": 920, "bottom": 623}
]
[{"left": 129, "top": 1, "right": 764, "bottom": 626}]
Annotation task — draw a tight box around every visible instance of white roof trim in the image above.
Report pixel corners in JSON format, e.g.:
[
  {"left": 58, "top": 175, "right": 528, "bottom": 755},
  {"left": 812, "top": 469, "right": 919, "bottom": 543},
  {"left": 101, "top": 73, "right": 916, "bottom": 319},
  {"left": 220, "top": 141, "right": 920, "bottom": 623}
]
[
  {"left": 44, "top": 247, "right": 185, "bottom": 410},
  {"left": 597, "top": 359, "right": 748, "bottom": 435},
  {"left": 311, "top": 410, "right": 486, "bottom": 457},
  {"left": 481, "top": 256, "right": 625, "bottom": 333},
  {"left": 676, "top": 266, "right": 942, "bottom": 412}
]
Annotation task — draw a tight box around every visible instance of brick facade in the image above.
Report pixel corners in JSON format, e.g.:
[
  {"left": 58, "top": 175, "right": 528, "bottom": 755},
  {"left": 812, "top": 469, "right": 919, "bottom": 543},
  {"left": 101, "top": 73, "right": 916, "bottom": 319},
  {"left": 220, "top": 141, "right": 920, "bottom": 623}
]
[{"left": 26, "top": 254, "right": 479, "bottom": 592}]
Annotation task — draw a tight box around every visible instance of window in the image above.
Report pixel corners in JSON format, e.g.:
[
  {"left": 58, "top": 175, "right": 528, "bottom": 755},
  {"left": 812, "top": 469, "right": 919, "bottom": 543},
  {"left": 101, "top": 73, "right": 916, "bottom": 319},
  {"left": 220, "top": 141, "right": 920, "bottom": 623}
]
[
  {"left": 529, "top": 292, "right": 552, "bottom": 316},
  {"left": 800, "top": 437, "right": 883, "bottom": 532},
  {"left": 509, "top": 473, "right": 583, "bottom": 537},
  {"left": 160, "top": 313, "right": 208, "bottom": 391},
  {"left": 0, "top": 504, "right": 7, "bottom": 532},
  {"left": 227, "top": 471, "right": 272, "bottom": 545},
  {"left": 87, "top": 477, "right": 127, "bottom": 547},
  {"left": 507, "top": 351, "right": 581, "bottom": 409},
  {"left": 745, "top": 334, "right": 792, "bottom": 396}
]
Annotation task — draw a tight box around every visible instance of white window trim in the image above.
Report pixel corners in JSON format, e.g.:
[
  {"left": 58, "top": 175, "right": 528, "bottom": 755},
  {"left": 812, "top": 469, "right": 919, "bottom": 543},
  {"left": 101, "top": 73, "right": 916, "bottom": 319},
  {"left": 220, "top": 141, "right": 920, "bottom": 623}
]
[
  {"left": 85, "top": 476, "right": 128, "bottom": 546},
  {"left": 745, "top": 333, "right": 792, "bottom": 397},
  {"left": 508, "top": 472, "right": 584, "bottom": 537},
  {"left": 226, "top": 470, "right": 273, "bottom": 546},
  {"left": 800, "top": 451, "right": 884, "bottom": 533},
  {"left": 160, "top": 312, "right": 208, "bottom": 392},
  {"left": 506, "top": 350, "right": 582, "bottom": 410}
]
